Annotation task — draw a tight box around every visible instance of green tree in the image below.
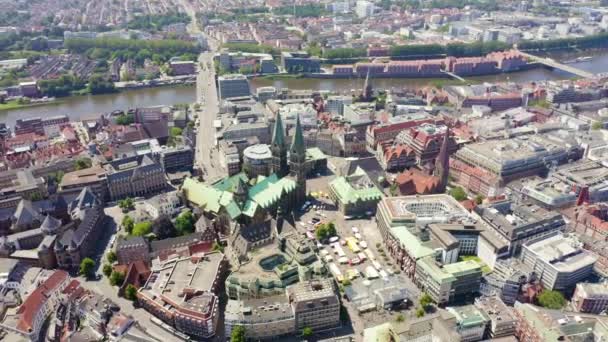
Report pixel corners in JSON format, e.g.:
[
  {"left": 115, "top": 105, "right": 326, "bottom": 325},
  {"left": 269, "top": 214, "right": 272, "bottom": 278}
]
[
  {"left": 74, "top": 157, "right": 92, "bottom": 170},
  {"left": 315, "top": 222, "right": 336, "bottom": 241},
  {"left": 474, "top": 194, "right": 484, "bottom": 205},
  {"left": 102, "top": 264, "right": 113, "bottom": 277},
  {"left": 592, "top": 122, "right": 603, "bottom": 130},
  {"left": 449, "top": 187, "right": 467, "bottom": 201},
  {"left": 538, "top": 290, "right": 566, "bottom": 309},
  {"left": 88, "top": 74, "right": 116, "bottom": 95},
  {"left": 116, "top": 114, "right": 134, "bottom": 125},
  {"left": 132, "top": 221, "right": 153, "bottom": 237},
  {"left": 175, "top": 210, "right": 195, "bottom": 236},
  {"left": 416, "top": 306, "right": 425, "bottom": 317},
  {"left": 396, "top": 314, "right": 405, "bottom": 322},
  {"left": 107, "top": 250, "right": 117, "bottom": 264},
  {"left": 118, "top": 198, "right": 135, "bottom": 212},
  {"left": 79, "top": 257, "right": 96, "bottom": 279},
  {"left": 109, "top": 271, "right": 126, "bottom": 286},
  {"left": 50, "top": 171, "right": 64, "bottom": 184},
  {"left": 420, "top": 293, "right": 434, "bottom": 310},
  {"left": 170, "top": 127, "right": 183, "bottom": 137},
  {"left": 230, "top": 325, "right": 246, "bottom": 342},
  {"left": 213, "top": 242, "right": 225, "bottom": 253},
  {"left": 122, "top": 215, "right": 134, "bottom": 234},
  {"left": 390, "top": 183, "right": 399, "bottom": 196},
  {"left": 124, "top": 284, "right": 138, "bottom": 301},
  {"left": 302, "top": 327, "right": 313, "bottom": 337}
]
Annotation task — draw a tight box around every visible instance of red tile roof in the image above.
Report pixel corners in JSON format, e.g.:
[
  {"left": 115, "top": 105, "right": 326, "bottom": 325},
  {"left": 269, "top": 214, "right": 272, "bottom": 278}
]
[
  {"left": 395, "top": 168, "right": 441, "bottom": 195},
  {"left": 384, "top": 144, "right": 414, "bottom": 161},
  {"left": 17, "top": 270, "right": 68, "bottom": 333}
]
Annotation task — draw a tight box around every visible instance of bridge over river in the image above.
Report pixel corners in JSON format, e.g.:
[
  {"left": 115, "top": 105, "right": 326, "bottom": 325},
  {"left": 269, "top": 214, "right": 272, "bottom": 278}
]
[{"left": 518, "top": 51, "right": 596, "bottom": 79}]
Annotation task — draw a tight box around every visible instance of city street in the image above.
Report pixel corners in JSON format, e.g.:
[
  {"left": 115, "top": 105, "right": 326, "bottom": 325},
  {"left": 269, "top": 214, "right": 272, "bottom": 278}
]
[
  {"left": 179, "top": 0, "right": 223, "bottom": 179},
  {"left": 75, "top": 206, "right": 180, "bottom": 342},
  {"left": 194, "top": 51, "right": 224, "bottom": 180}
]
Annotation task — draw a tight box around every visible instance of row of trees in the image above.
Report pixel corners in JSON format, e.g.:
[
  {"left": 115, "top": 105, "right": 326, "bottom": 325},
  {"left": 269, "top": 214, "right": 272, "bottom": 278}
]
[
  {"left": 65, "top": 37, "right": 199, "bottom": 64},
  {"left": 230, "top": 325, "right": 313, "bottom": 341},
  {"left": 518, "top": 32, "right": 608, "bottom": 51},
  {"left": 37, "top": 73, "right": 116, "bottom": 97},
  {"left": 316, "top": 41, "right": 509, "bottom": 61},
  {"left": 121, "top": 210, "right": 195, "bottom": 239},
  {"left": 403, "top": 0, "right": 499, "bottom": 10},
  {"left": 127, "top": 13, "right": 191, "bottom": 31},
  {"left": 273, "top": 4, "right": 328, "bottom": 17},
  {"left": 316, "top": 32, "right": 608, "bottom": 62},
  {"left": 390, "top": 41, "right": 510, "bottom": 58},
  {"left": 223, "top": 42, "right": 280, "bottom": 56},
  {"left": 38, "top": 75, "right": 85, "bottom": 97}
]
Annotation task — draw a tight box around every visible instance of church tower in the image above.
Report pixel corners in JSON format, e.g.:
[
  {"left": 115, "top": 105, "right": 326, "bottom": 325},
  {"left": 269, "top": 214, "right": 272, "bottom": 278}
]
[
  {"left": 289, "top": 114, "right": 307, "bottom": 206},
  {"left": 363, "top": 69, "right": 373, "bottom": 101},
  {"left": 434, "top": 125, "right": 451, "bottom": 193},
  {"left": 271, "top": 112, "right": 289, "bottom": 177}
]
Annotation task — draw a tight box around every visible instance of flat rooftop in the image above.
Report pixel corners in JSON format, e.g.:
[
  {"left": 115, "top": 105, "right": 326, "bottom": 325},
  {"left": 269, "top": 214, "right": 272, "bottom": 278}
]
[
  {"left": 576, "top": 282, "right": 608, "bottom": 298},
  {"left": 457, "top": 133, "right": 575, "bottom": 168},
  {"left": 287, "top": 278, "right": 335, "bottom": 302},
  {"left": 60, "top": 166, "right": 107, "bottom": 187},
  {"left": 525, "top": 234, "right": 597, "bottom": 273},
  {"left": 225, "top": 295, "right": 294, "bottom": 324},
  {"left": 475, "top": 296, "right": 517, "bottom": 324},
  {"left": 479, "top": 201, "right": 564, "bottom": 240},
  {"left": 142, "top": 252, "right": 224, "bottom": 313}
]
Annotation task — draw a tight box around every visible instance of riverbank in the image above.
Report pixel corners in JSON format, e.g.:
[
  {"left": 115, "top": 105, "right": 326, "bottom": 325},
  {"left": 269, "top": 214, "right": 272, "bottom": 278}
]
[{"left": 0, "top": 99, "right": 63, "bottom": 111}]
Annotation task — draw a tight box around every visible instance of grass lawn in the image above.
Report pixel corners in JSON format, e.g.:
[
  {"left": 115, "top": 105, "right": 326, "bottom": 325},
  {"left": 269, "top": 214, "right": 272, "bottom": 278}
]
[
  {"left": 0, "top": 101, "right": 21, "bottom": 110},
  {"left": 0, "top": 99, "right": 63, "bottom": 111}
]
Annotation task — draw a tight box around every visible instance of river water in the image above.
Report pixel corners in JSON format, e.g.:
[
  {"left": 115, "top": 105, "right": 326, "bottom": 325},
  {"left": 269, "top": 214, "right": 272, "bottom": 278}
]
[{"left": 2, "top": 50, "right": 608, "bottom": 126}]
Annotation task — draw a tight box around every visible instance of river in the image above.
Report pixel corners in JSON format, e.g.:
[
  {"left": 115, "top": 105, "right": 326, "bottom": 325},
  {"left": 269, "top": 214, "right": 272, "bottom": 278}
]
[
  {"left": 0, "top": 85, "right": 197, "bottom": 125},
  {"left": 2, "top": 50, "right": 608, "bottom": 126}
]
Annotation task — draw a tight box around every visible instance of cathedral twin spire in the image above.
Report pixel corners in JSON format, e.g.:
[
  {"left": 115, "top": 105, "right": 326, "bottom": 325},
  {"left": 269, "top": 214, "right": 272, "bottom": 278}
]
[
  {"left": 271, "top": 112, "right": 305, "bottom": 177},
  {"left": 272, "top": 112, "right": 305, "bottom": 155}
]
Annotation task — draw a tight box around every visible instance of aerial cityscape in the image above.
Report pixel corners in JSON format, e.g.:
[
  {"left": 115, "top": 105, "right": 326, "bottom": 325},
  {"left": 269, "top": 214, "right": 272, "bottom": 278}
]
[{"left": 4, "top": 0, "right": 608, "bottom": 341}]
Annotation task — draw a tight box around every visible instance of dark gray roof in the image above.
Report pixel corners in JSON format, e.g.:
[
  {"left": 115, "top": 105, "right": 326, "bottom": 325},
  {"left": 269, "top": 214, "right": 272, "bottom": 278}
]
[
  {"left": 107, "top": 155, "right": 163, "bottom": 184},
  {"left": 56, "top": 206, "right": 104, "bottom": 251},
  {"left": 13, "top": 200, "right": 41, "bottom": 228},
  {"left": 69, "top": 187, "right": 98, "bottom": 214},
  {"left": 116, "top": 236, "right": 148, "bottom": 251},
  {"left": 40, "top": 215, "right": 62, "bottom": 234},
  {"left": 150, "top": 232, "right": 205, "bottom": 253}
]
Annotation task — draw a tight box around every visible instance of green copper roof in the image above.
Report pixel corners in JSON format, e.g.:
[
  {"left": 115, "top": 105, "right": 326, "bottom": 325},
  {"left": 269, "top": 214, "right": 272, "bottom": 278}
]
[
  {"left": 224, "top": 200, "right": 242, "bottom": 219},
  {"left": 241, "top": 200, "right": 258, "bottom": 217},
  {"left": 250, "top": 173, "right": 296, "bottom": 208},
  {"left": 182, "top": 178, "right": 233, "bottom": 213},
  {"left": 212, "top": 172, "right": 249, "bottom": 192},
  {"left": 389, "top": 227, "right": 435, "bottom": 260},
  {"left": 328, "top": 167, "right": 383, "bottom": 204},
  {"left": 443, "top": 260, "right": 482, "bottom": 277},
  {"left": 305, "top": 147, "right": 327, "bottom": 162},
  {"left": 272, "top": 112, "right": 286, "bottom": 147},
  {"left": 290, "top": 114, "right": 305, "bottom": 156},
  {"left": 417, "top": 257, "right": 456, "bottom": 283},
  {"left": 183, "top": 173, "right": 293, "bottom": 217}
]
